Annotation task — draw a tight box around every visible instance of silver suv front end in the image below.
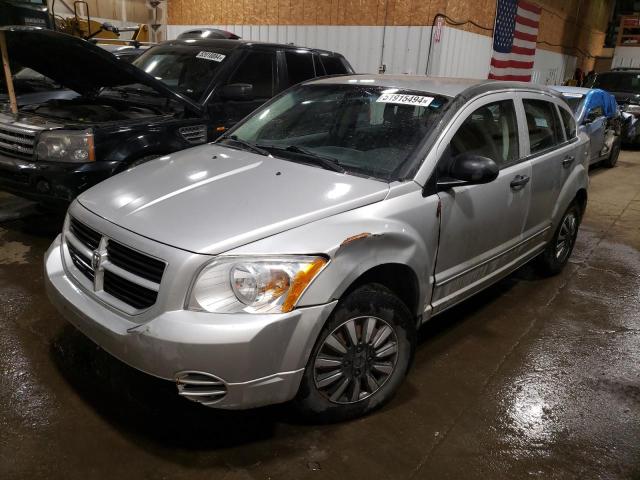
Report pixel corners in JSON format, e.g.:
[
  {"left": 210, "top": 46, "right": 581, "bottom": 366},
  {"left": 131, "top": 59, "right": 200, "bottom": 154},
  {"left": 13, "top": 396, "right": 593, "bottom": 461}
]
[{"left": 44, "top": 202, "right": 336, "bottom": 408}]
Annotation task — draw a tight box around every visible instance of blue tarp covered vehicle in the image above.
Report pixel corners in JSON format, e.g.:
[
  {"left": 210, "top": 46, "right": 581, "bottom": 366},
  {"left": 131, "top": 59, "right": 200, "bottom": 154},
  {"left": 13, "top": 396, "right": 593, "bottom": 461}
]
[{"left": 551, "top": 86, "right": 621, "bottom": 168}]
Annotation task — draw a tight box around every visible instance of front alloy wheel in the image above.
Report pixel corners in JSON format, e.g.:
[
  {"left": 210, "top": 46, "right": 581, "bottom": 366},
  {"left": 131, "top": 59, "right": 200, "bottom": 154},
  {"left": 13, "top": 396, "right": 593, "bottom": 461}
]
[
  {"left": 295, "top": 284, "right": 414, "bottom": 422},
  {"left": 313, "top": 316, "right": 399, "bottom": 404}
]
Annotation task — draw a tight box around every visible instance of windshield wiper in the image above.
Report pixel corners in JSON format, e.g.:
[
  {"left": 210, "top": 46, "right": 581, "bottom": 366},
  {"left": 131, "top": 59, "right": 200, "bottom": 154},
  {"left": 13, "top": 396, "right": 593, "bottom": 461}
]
[
  {"left": 218, "top": 135, "right": 270, "bottom": 156},
  {"left": 260, "top": 144, "right": 345, "bottom": 173}
]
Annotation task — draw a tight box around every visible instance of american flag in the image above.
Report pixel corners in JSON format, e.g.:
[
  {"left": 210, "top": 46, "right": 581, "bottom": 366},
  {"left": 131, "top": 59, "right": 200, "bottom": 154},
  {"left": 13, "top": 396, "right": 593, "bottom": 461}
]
[{"left": 488, "top": 0, "right": 541, "bottom": 81}]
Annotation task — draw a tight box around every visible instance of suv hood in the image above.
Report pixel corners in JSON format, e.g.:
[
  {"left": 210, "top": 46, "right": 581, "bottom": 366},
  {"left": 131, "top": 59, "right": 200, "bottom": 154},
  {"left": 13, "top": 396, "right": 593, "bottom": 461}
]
[
  {"left": 0, "top": 26, "right": 202, "bottom": 114},
  {"left": 610, "top": 91, "right": 640, "bottom": 105},
  {"left": 77, "top": 145, "right": 389, "bottom": 254}
]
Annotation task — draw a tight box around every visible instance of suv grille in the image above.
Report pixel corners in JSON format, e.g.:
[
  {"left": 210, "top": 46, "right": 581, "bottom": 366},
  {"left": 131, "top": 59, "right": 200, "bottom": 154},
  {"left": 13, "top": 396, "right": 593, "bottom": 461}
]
[
  {"left": 179, "top": 124, "right": 207, "bottom": 144},
  {"left": 0, "top": 123, "right": 37, "bottom": 158},
  {"left": 65, "top": 217, "right": 166, "bottom": 311}
]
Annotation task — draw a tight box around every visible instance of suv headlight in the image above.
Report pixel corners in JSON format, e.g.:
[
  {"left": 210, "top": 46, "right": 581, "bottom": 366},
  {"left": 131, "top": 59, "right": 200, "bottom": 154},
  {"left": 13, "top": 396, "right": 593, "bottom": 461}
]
[
  {"left": 187, "top": 256, "right": 328, "bottom": 314},
  {"left": 36, "top": 129, "right": 95, "bottom": 162}
]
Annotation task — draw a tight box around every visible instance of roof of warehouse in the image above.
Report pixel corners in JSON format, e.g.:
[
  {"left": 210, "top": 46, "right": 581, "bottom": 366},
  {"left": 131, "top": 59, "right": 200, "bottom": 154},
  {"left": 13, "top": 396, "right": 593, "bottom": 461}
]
[{"left": 307, "top": 74, "right": 560, "bottom": 99}]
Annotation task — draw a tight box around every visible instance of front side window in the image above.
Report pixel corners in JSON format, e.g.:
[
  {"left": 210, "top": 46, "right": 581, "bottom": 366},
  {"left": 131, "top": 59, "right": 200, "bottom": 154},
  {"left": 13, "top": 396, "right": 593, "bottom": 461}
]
[
  {"left": 558, "top": 106, "right": 577, "bottom": 139},
  {"left": 448, "top": 100, "right": 519, "bottom": 168},
  {"left": 227, "top": 85, "right": 450, "bottom": 181},
  {"left": 523, "top": 99, "right": 564, "bottom": 154},
  {"left": 132, "top": 45, "right": 231, "bottom": 100},
  {"left": 226, "top": 51, "right": 275, "bottom": 99},
  {"left": 285, "top": 51, "right": 316, "bottom": 86}
]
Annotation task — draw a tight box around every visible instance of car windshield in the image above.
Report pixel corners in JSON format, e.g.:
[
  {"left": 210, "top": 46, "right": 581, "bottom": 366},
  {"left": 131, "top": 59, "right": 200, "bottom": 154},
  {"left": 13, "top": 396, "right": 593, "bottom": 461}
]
[
  {"left": 132, "top": 45, "right": 231, "bottom": 100},
  {"left": 227, "top": 84, "right": 450, "bottom": 181},
  {"left": 592, "top": 72, "right": 640, "bottom": 93},
  {"left": 561, "top": 94, "right": 584, "bottom": 112}
]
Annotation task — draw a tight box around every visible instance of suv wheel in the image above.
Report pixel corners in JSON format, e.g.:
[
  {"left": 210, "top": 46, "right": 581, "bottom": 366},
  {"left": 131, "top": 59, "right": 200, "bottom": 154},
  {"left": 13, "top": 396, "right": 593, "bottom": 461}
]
[
  {"left": 295, "top": 284, "right": 415, "bottom": 422},
  {"left": 536, "top": 202, "right": 581, "bottom": 275}
]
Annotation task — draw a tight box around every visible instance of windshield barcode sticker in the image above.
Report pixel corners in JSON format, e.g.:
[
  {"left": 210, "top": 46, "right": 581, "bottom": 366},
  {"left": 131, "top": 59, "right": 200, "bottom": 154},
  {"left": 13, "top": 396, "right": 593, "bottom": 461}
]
[
  {"left": 376, "top": 94, "right": 434, "bottom": 107},
  {"left": 196, "top": 51, "right": 226, "bottom": 62}
]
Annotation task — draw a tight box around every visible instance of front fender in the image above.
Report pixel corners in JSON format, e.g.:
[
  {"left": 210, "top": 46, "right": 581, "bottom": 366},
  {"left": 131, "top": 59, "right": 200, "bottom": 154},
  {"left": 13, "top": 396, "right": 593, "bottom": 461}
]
[{"left": 224, "top": 183, "right": 440, "bottom": 316}]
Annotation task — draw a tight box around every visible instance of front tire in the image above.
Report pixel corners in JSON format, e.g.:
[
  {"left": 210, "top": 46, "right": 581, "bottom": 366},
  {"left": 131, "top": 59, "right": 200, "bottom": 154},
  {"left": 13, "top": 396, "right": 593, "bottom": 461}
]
[
  {"left": 602, "top": 138, "right": 620, "bottom": 168},
  {"left": 536, "top": 202, "right": 581, "bottom": 276},
  {"left": 294, "top": 284, "right": 415, "bottom": 422}
]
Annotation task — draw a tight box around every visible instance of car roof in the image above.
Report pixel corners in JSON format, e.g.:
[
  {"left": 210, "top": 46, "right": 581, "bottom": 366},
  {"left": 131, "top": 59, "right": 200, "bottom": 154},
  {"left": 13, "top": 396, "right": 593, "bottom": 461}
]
[
  {"left": 306, "top": 74, "right": 562, "bottom": 99},
  {"left": 549, "top": 86, "right": 589, "bottom": 95},
  {"left": 158, "top": 37, "right": 341, "bottom": 56}
]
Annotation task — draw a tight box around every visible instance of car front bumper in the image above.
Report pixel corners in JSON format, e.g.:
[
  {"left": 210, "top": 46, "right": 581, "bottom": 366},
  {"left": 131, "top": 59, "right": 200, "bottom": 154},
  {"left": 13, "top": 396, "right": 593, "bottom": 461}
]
[
  {"left": 44, "top": 235, "right": 337, "bottom": 409},
  {"left": 0, "top": 153, "right": 119, "bottom": 206}
]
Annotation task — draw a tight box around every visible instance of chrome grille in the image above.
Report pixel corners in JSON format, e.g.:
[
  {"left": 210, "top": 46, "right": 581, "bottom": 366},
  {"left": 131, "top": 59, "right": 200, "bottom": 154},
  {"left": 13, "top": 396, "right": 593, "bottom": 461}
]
[
  {"left": 0, "top": 123, "right": 37, "bottom": 158},
  {"left": 179, "top": 124, "right": 207, "bottom": 144},
  {"left": 65, "top": 217, "right": 166, "bottom": 311}
]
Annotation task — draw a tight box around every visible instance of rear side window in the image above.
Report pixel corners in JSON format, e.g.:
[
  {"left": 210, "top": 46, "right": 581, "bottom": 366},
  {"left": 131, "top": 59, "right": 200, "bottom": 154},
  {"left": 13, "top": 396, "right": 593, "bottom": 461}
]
[
  {"left": 320, "top": 55, "right": 349, "bottom": 75},
  {"left": 558, "top": 106, "right": 577, "bottom": 140},
  {"left": 448, "top": 100, "right": 520, "bottom": 167},
  {"left": 285, "top": 51, "right": 316, "bottom": 86},
  {"left": 227, "top": 51, "right": 276, "bottom": 98},
  {"left": 523, "top": 99, "right": 564, "bottom": 154}
]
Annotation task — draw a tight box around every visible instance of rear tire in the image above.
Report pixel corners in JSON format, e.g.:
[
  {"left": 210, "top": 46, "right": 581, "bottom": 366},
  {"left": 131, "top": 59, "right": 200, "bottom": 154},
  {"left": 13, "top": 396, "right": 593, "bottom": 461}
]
[
  {"left": 536, "top": 202, "right": 581, "bottom": 276},
  {"left": 294, "top": 284, "right": 415, "bottom": 422}
]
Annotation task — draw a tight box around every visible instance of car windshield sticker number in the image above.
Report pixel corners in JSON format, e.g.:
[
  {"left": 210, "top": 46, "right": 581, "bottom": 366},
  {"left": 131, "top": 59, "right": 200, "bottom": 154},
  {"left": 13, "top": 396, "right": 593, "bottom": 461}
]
[
  {"left": 196, "top": 51, "right": 226, "bottom": 62},
  {"left": 563, "top": 93, "right": 583, "bottom": 98},
  {"left": 376, "top": 93, "right": 434, "bottom": 107}
]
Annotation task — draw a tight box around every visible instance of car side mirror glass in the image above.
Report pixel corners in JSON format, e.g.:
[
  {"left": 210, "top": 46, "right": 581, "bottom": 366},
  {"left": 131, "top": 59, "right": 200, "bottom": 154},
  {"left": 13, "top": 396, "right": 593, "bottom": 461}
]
[
  {"left": 220, "top": 83, "right": 253, "bottom": 100},
  {"left": 438, "top": 153, "right": 499, "bottom": 189},
  {"left": 583, "top": 110, "right": 599, "bottom": 124}
]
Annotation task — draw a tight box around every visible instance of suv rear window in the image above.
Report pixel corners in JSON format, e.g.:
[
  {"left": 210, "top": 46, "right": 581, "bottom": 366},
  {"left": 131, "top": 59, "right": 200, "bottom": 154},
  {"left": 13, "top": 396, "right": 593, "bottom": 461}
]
[
  {"left": 320, "top": 55, "right": 349, "bottom": 75},
  {"left": 593, "top": 72, "right": 640, "bottom": 93},
  {"left": 285, "top": 51, "right": 316, "bottom": 86},
  {"left": 523, "top": 99, "right": 564, "bottom": 154}
]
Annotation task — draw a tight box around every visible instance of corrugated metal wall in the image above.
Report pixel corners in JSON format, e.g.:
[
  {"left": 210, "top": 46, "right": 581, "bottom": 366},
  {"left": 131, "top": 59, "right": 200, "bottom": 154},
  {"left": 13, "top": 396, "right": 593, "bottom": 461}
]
[
  {"left": 612, "top": 46, "right": 640, "bottom": 68},
  {"left": 167, "top": 24, "right": 577, "bottom": 84}
]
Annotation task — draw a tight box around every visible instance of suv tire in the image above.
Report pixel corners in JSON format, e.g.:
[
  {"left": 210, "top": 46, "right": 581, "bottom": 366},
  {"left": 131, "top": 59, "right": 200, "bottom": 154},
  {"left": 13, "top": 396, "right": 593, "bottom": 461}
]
[
  {"left": 536, "top": 201, "right": 581, "bottom": 276},
  {"left": 294, "top": 284, "right": 415, "bottom": 422}
]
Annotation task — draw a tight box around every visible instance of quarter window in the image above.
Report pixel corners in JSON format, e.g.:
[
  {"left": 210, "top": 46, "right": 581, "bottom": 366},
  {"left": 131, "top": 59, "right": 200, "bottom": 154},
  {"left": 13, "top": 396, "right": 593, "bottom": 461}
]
[
  {"left": 448, "top": 100, "right": 520, "bottom": 167},
  {"left": 558, "top": 106, "right": 577, "bottom": 140},
  {"left": 285, "top": 51, "right": 316, "bottom": 86},
  {"left": 227, "top": 51, "right": 275, "bottom": 98},
  {"left": 523, "top": 99, "right": 564, "bottom": 153},
  {"left": 320, "top": 55, "right": 349, "bottom": 75}
]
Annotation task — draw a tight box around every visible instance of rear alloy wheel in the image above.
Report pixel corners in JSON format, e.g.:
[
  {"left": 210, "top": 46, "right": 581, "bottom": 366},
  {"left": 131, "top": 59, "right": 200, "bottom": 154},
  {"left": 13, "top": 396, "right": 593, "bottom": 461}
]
[
  {"left": 295, "top": 284, "right": 414, "bottom": 422},
  {"left": 536, "top": 202, "right": 581, "bottom": 276}
]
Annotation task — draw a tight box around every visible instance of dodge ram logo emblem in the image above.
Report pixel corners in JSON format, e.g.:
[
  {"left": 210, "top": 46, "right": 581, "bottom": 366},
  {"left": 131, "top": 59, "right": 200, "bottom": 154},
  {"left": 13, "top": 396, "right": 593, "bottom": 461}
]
[{"left": 92, "top": 250, "right": 101, "bottom": 270}]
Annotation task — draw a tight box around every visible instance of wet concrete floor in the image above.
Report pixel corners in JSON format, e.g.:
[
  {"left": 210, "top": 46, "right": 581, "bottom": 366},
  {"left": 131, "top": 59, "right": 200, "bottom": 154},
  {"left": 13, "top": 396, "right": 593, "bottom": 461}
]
[{"left": 0, "top": 153, "right": 639, "bottom": 480}]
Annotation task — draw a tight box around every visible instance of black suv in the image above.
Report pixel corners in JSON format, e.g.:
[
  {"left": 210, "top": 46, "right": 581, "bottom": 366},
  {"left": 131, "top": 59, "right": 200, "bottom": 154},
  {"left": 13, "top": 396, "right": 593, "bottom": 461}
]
[
  {"left": 0, "top": 26, "right": 353, "bottom": 205},
  {"left": 588, "top": 68, "right": 640, "bottom": 143}
]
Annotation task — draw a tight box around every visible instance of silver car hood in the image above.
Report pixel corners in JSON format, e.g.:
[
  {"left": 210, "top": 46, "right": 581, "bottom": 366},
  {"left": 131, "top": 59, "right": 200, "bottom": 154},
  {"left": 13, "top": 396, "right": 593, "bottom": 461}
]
[{"left": 77, "top": 145, "right": 389, "bottom": 254}]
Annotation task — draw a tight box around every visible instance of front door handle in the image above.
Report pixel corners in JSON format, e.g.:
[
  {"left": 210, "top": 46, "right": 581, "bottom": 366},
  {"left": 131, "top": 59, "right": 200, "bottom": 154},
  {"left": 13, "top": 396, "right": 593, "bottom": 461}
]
[
  {"left": 562, "top": 155, "right": 575, "bottom": 168},
  {"left": 510, "top": 174, "right": 530, "bottom": 190}
]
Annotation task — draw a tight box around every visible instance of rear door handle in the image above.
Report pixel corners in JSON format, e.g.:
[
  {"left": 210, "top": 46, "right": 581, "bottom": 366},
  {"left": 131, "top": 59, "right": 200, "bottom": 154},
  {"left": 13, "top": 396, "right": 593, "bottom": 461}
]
[
  {"left": 510, "top": 174, "right": 530, "bottom": 190},
  {"left": 562, "top": 155, "right": 575, "bottom": 167}
]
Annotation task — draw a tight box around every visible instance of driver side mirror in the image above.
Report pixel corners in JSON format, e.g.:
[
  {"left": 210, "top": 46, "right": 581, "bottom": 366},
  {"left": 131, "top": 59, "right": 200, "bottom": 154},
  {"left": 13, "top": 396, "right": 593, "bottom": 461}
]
[
  {"left": 437, "top": 153, "right": 499, "bottom": 190},
  {"left": 220, "top": 83, "right": 253, "bottom": 100},
  {"left": 583, "top": 110, "right": 600, "bottom": 124}
]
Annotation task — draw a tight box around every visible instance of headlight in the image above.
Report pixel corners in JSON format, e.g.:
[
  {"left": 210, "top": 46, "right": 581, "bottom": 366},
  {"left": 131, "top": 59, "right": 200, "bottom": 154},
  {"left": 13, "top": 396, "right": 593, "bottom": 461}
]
[
  {"left": 187, "top": 256, "right": 328, "bottom": 314},
  {"left": 36, "top": 129, "right": 95, "bottom": 162}
]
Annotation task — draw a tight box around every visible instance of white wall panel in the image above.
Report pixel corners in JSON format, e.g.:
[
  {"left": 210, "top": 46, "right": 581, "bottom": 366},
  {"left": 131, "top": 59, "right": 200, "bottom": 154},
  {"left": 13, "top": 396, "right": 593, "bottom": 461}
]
[
  {"left": 167, "top": 24, "right": 576, "bottom": 84},
  {"left": 612, "top": 46, "right": 640, "bottom": 68}
]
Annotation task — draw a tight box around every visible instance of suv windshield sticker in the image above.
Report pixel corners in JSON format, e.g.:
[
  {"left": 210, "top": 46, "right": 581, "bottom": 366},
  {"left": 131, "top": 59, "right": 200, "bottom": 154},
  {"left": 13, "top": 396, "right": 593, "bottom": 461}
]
[
  {"left": 562, "top": 93, "right": 583, "bottom": 98},
  {"left": 196, "top": 51, "right": 226, "bottom": 62},
  {"left": 376, "top": 93, "right": 434, "bottom": 107}
]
